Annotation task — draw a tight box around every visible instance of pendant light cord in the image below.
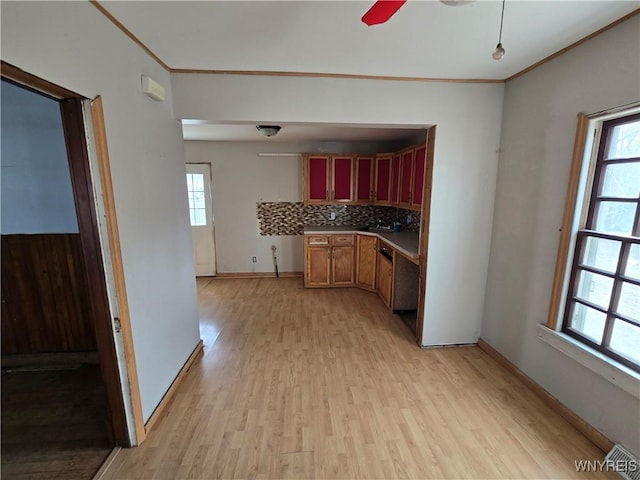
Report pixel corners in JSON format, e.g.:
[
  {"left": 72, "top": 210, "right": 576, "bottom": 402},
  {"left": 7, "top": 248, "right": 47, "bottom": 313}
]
[{"left": 498, "top": 0, "right": 505, "bottom": 43}]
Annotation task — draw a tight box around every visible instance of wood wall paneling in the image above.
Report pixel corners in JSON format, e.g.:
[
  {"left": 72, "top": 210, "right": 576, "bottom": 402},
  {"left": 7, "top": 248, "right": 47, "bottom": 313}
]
[{"left": 1, "top": 234, "right": 96, "bottom": 354}]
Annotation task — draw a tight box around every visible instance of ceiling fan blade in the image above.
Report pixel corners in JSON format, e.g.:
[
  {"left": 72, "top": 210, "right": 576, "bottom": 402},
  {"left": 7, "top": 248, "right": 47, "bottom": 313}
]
[{"left": 361, "top": 0, "right": 408, "bottom": 26}]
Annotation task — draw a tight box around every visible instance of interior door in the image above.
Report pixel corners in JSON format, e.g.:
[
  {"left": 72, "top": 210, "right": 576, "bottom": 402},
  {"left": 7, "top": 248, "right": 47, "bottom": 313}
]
[{"left": 186, "top": 163, "right": 216, "bottom": 276}]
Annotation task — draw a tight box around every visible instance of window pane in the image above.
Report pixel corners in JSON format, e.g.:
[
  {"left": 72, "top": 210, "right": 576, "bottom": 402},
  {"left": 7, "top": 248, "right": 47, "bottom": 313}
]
[
  {"left": 193, "top": 173, "right": 204, "bottom": 192},
  {"left": 625, "top": 244, "right": 640, "bottom": 281},
  {"left": 616, "top": 282, "right": 639, "bottom": 321},
  {"left": 606, "top": 120, "right": 640, "bottom": 159},
  {"left": 194, "top": 208, "right": 206, "bottom": 226},
  {"left": 580, "top": 236, "right": 620, "bottom": 273},
  {"left": 593, "top": 201, "right": 636, "bottom": 235},
  {"left": 569, "top": 302, "right": 606, "bottom": 344},
  {"left": 609, "top": 320, "right": 640, "bottom": 364},
  {"left": 189, "top": 209, "right": 196, "bottom": 226},
  {"left": 186, "top": 173, "right": 193, "bottom": 191},
  {"left": 601, "top": 162, "right": 640, "bottom": 198},
  {"left": 194, "top": 191, "right": 205, "bottom": 209},
  {"left": 575, "top": 269, "right": 613, "bottom": 309},
  {"left": 188, "top": 192, "right": 194, "bottom": 209}
]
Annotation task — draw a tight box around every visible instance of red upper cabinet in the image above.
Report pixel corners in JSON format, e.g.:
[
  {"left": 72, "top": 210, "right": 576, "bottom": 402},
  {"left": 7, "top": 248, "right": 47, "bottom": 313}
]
[
  {"left": 412, "top": 146, "right": 426, "bottom": 208},
  {"left": 355, "top": 156, "right": 374, "bottom": 203},
  {"left": 399, "top": 149, "right": 414, "bottom": 207},
  {"left": 374, "top": 155, "right": 392, "bottom": 205},
  {"left": 391, "top": 153, "right": 401, "bottom": 205},
  {"left": 305, "top": 155, "right": 330, "bottom": 203},
  {"left": 332, "top": 156, "right": 354, "bottom": 202}
]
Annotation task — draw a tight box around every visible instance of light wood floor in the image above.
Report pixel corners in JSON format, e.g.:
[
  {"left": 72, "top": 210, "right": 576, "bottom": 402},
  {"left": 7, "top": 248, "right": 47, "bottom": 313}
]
[{"left": 103, "top": 278, "right": 614, "bottom": 479}]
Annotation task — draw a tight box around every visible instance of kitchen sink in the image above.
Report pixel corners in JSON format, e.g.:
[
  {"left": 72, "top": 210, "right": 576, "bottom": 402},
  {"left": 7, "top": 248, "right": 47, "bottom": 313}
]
[{"left": 365, "top": 226, "right": 394, "bottom": 233}]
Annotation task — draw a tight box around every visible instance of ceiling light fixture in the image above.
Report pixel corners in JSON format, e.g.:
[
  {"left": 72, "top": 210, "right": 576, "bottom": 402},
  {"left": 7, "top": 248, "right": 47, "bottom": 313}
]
[
  {"left": 256, "top": 125, "right": 281, "bottom": 137},
  {"left": 492, "top": 0, "right": 506, "bottom": 60}
]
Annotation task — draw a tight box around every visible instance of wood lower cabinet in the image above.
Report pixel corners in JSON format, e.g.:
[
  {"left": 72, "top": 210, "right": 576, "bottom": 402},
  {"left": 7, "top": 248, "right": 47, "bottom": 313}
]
[
  {"left": 304, "top": 234, "right": 355, "bottom": 287},
  {"left": 356, "top": 235, "right": 377, "bottom": 290},
  {"left": 376, "top": 250, "right": 393, "bottom": 307}
]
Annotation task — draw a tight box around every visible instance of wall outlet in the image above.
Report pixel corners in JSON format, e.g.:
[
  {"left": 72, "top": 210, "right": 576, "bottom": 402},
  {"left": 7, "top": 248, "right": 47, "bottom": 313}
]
[
  {"left": 329, "top": 212, "right": 336, "bottom": 221},
  {"left": 252, "top": 256, "right": 257, "bottom": 263},
  {"left": 406, "top": 215, "right": 412, "bottom": 224}
]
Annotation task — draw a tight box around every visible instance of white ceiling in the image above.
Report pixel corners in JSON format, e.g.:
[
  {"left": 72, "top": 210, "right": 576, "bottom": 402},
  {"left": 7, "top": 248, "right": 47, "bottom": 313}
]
[{"left": 101, "top": 0, "right": 638, "bottom": 142}]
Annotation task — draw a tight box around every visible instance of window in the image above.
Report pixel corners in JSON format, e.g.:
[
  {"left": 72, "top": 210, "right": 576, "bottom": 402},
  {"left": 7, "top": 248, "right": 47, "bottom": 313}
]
[
  {"left": 186, "top": 173, "right": 207, "bottom": 226},
  {"left": 561, "top": 112, "right": 640, "bottom": 372}
]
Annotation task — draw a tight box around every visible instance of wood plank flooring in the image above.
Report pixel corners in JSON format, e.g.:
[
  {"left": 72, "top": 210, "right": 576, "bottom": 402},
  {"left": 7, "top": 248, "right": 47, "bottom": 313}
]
[
  {"left": 103, "top": 278, "right": 615, "bottom": 479},
  {"left": 1, "top": 364, "right": 113, "bottom": 479}
]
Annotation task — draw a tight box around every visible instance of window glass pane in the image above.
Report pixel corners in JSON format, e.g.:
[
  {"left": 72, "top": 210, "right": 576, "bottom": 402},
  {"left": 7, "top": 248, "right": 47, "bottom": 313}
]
[
  {"left": 194, "top": 191, "right": 205, "bottom": 209},
  {"left": 569, "top": 302, "right": 606, "bottom": 344},
  {"left": 601, "top": 162, "right": 640, "bottom": 198},
  {"left": 580, "top": 236, "right": 620, "bottom": 273},
  {"left": 625, "top": 244, "right": 640, "bottom": 281},
  {"left": 575, "top": 269, "right": 613, "bottom": 309},
  {"left": 609, "top": 320, "right": 640, "bottom": 364},
  {"left": 607, "top": 120, "right": 640, "bottom": 159},
  {"left": 616, "top": 282, "right": 639, "bottom": 321},
  {"left": 193, "top": 173, "right": 204, "bottom": 192},
  {"left": 189, "top": 209, "right": 196, "bottom": 226},
  {"left": 188, "top": 192, "right": 194, "bottom": 209},
  {"left": 593, "top": 201, "right": 636, "bottom": 235},
  {"left": 186, "top": 173, "right": 193, "bottom": 191},
  {"left": 194, "top": 208, "right": 206, "bottom": 226}
]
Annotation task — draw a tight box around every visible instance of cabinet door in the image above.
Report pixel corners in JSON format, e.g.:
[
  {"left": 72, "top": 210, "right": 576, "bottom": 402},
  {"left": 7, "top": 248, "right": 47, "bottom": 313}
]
[
  {"left": 374, "top": 155, "right": 392, "bottom": 205},
  {"left": 412, "top": 146, "right": 426, "bottom": 209},
  {"left": 355, "top": 156, "right": 374, "bottom": 203},
  {"left": 356, "top": 235, "right": 377, "bottom": 290},
  {"left": 305, "top": 156, "right": 330, "bottom": 203},
  {"left": 332, "top": 156, "right": 353, "bottom": 202},
  {"left": 306, "top": 246, "right": 331, "bottom": 286},
  {"left": 376, "top": 252, "right": 393, "bottom": 307},
  {"left": 399, "top": 149, "right": 413, "bottom": 206},
  {"left": 332, "top": 245, "right": 355, "bottom": 285},
  {"left": 390, "top": 153, "right": 401, "bottom": 205}
]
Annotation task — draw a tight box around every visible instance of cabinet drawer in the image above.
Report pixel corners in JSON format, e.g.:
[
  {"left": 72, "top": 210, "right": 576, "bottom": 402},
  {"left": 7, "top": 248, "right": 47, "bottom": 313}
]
[
  {"left": 306, "top": 235, "right": 330, "bottom": 246},
  {"left": 332, "top": 234, "right": 354, "bottom": 246}
]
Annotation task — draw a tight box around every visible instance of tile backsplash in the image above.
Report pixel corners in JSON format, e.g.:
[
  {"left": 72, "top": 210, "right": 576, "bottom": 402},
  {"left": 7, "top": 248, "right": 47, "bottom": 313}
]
[{"left": 257, "top": 202, "right": 420, "bottom": 235}]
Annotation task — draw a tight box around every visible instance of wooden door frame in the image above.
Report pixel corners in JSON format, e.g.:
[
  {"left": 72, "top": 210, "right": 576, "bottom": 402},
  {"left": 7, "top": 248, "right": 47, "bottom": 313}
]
[
  {"left": 415, "top": 126, "right": 435, "bottom": 345},
  {"left": 1, "top": 61, "right": 144, "bottom": 446}
]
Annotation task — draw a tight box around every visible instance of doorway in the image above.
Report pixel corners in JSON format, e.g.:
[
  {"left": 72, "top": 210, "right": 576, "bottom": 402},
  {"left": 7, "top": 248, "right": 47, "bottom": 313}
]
[
  {"left": 186, "top": 163, "right": 217, "bottom": 276},
  {"left": 0, "top": 78, "right": 114, "bottom": 477}
]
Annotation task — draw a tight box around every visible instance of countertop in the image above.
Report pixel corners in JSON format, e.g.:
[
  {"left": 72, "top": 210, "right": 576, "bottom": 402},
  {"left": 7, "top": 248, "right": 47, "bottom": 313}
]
[{"left": 303, "top": 225, "right": 420, "bottom": 261}]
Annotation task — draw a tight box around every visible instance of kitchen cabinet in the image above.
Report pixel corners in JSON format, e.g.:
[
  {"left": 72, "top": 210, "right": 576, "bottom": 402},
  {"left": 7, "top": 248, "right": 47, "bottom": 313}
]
[
  {"left": 399, "top": 148, "right": 414, "bottom": 207},
  {"left": 356, "top": 235, "right": 377, "bottom": 290},
  {"left": 304, "top": 155, "right": 330, "bottom": 203},
  {"left": 304, "top": 234, "right": 355, "bottom": 287},
  {"left": 411, "top": 146, "right": 426, "bottom": 209},
  {"left": 376, "top": 246, "right": 393, "bottom": 307},
  {"left": 355, "top": 156, "right": 374, "bottom": 203},
  {"left": 374, "top": 154, "right": 392, "bottom": 205},
  {"left": 304, "top": 155, "right": 354, "bottom": 203},
  {"left": 390, "top": 153, "right": 401, "bottom": 205}
]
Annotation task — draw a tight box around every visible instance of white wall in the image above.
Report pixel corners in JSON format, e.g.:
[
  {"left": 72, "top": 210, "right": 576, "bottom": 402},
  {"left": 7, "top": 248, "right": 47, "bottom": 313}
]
[
  {"left": 482, "top": 16, "right": 640, "bottom": 454},
  {"left": 1, "top": 80, "right": 78, "bottom": 234},
  {"left": 174, "top": 73, "right": 504, "bottom": 346},
  {"left": 1, "top": 2, "right": 201, "bottom": 425}
]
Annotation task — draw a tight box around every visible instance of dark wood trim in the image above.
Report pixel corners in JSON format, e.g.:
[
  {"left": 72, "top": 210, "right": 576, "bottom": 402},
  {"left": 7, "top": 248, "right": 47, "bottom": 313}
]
[
  {"left": 416, "top": 127, "right": 435, "bottom": 345},
  {"left": 477, "top": 338, "right": 614, "bottom": 454},
  {"left": 2, "top": 352, "right": 99, "bottom": 368},
  {"left": 506, "top": 9, "right": 640, "bottom": 83},
  {"left": 90, "top": 1, "right": 170, "bottom": 72},
  {"left": 60, "top": 98, "right": 130, "bottom": 446},
  {"left": 90, "top": 96, "right": 147, "bottom": 444},
  {"left": 144, "top": 340, "right": 204, "bottom": 433},
  {"left": 1, "top": 61, "right": 81, "bottom": 99}
]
